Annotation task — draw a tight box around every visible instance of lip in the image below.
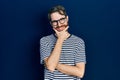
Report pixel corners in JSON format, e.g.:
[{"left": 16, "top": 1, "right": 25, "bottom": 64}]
[{"left": 55, "top": 26, "right": 66, "bottom": 32}]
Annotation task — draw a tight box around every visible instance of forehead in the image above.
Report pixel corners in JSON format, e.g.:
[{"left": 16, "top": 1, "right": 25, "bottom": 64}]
[{"left": 50, "top": 12, "right": 65, "bottom": 20}]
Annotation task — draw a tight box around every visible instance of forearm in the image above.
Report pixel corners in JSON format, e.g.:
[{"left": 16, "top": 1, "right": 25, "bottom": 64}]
[
  {"left": 56, "top": 63, "right": 84, "bottom": 78},
  {"left": 45, "top": 39, "right": 63, "bottom": 72}
]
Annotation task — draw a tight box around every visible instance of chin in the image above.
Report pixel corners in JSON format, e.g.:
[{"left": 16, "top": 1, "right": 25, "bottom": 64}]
[{"left": 56, "top": 29, "right": 63, "bottom": 32}]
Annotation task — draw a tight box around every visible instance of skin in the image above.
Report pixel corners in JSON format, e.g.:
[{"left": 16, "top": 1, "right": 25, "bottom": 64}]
[{"left": 44, "top": 12, "right": 86, "bottom": 78}]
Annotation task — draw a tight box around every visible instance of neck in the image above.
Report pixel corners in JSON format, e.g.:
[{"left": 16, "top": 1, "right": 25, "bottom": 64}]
[{"left": 54, "top": 31, "right": 71, "bottom": 39}]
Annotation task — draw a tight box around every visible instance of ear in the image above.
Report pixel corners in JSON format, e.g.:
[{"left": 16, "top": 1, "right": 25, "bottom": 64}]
[
  {"left": 50, "top": 21, "right": 52, "bottom": 26},
  {"left": 66, "top": 16, "right": 69, "bottom": 22}
]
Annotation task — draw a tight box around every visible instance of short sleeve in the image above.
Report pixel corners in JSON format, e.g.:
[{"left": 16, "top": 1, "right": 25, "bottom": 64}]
[
  {"left": 40, "top": 37, "right": 52, "bottom": 64},
  {"left": 74, "top": 39, "right": 86, "bottom": 64}
]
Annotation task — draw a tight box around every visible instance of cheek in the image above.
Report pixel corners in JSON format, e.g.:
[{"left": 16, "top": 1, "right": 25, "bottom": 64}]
[
  {"left": 52, "top": 25, "right": 57, "bottom": 28},
  {"left": 64, "top": 22, "right": 68, "bottom": 25}
]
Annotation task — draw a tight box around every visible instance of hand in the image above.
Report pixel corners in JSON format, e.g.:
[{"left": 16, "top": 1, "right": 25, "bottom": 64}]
[{"left": 53, "top": 26, "right": 69, "bottom": 41}]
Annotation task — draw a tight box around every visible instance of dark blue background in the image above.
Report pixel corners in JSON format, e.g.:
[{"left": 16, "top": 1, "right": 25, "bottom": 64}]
[{"left": 0, "top": 0, "right": 120, "bottom": 80}]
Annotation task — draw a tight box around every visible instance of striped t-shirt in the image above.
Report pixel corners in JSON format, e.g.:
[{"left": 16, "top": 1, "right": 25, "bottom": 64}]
[{"left": 40, "top": 34, "right": 86, "bottom": 80}]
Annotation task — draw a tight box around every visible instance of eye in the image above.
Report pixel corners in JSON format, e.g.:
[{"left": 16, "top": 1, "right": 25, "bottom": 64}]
[
  {"left": 59, "top": 18, "right": 66, "bottom": 23},
  {"left": 51, "top": 21, "right": 57, "bottom": 26}
]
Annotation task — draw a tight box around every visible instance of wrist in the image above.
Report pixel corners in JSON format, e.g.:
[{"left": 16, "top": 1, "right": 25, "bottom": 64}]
[{"left": 57, "top": 38, "right": 64, "bottom": 43}]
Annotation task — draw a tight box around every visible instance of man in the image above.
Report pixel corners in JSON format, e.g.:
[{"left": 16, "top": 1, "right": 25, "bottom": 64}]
[{"left": 40, "top": 5, "right": 86, "bottom": 80}]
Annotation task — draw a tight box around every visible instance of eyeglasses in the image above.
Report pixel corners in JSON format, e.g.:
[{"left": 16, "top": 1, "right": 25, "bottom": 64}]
[{"left": 50, "top": 16, "right": 66, "bottom": 26}]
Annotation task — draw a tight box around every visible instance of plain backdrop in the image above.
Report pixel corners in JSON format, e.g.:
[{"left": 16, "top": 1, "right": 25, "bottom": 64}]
[{"left": 0, "top": 0, "right": 120, "bottom": 80}]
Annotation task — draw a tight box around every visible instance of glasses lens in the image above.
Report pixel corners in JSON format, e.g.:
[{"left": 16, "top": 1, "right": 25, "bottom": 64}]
[
  {"left": 59, "top": 18, "right": 66, "bottom": 24},
  {"left": 51, "top": 21, "right": 57, "bottom": 26}
]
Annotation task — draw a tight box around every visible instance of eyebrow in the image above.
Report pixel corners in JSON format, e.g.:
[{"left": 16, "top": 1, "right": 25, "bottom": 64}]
[{"left": 51, "top": 17, "right": 66, "bottom": 21}]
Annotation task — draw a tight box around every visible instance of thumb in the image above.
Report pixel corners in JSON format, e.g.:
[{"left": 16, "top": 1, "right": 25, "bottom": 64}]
[
  {"left": 63, "top": 26, "right": 69, "bottom": 32},
  {"left": 53, "top": 28, "right": 58, "bottom": 34}
]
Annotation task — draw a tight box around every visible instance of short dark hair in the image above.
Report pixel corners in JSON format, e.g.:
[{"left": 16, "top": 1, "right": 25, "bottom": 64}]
[{"left": 48, "top": 5, "right": 67, "bottom": 21}]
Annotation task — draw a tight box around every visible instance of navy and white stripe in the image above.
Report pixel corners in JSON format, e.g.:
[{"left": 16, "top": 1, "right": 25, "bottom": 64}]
[{"left": 40, "top": 34, "right": 86, "bottom": 80}]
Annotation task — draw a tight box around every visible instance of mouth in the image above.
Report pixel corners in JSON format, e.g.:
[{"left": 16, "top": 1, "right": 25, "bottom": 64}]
[
  {"left": 55, "top": 25, "right": 68, "bottom": 32},
  {"left": 55, "top": 26, "right": 66, "bottom": 32}
]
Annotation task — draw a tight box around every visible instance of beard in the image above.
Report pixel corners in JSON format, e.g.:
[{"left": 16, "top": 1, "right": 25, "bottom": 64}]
[{"left": 54, "top": 23, "right": 68, "bottom": 32}]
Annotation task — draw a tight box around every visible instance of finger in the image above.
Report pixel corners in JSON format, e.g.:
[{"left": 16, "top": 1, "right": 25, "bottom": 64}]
[
  {"left": 63, "top": 26, "right": 69, "bottom": 32},
  {"left": 53, "top": 28, "right": 59, "bottom": 33}
]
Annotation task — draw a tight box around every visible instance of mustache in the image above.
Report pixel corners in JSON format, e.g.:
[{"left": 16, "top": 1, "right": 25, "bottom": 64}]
[{"left": 55, "top": 24, "right": 68, "bottom": 29}]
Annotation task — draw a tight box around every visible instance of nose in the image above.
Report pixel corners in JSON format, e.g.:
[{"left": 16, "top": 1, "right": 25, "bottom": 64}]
[{"left": 57, "top": 21, "right": 61, "bottom": 27}]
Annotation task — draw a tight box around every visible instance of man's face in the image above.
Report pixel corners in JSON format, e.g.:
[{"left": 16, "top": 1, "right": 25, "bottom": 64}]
[{"left": 50, "top": 12, "right": 68, "bottom": 32}]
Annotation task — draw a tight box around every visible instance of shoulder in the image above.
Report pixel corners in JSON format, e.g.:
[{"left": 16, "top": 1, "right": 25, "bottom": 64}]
[
  {"left": 40, "top": 34, "right": 54, "bottom": 42},
  {"left": 71, "top": 34, "right": 85, "bottom": 49},
  {"left": 71, "top": 34, "right": 85, "bottom": 44}
]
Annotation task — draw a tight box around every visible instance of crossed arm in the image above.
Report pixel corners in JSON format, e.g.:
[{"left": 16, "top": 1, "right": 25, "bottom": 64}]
[{"left": 44, "top": 38, "right": 85, "bottom": 78}]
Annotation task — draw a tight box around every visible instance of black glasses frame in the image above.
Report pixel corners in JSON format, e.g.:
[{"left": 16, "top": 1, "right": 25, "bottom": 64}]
[{"left": 50, "top": 16, "right": 67, "bottom": 26}]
